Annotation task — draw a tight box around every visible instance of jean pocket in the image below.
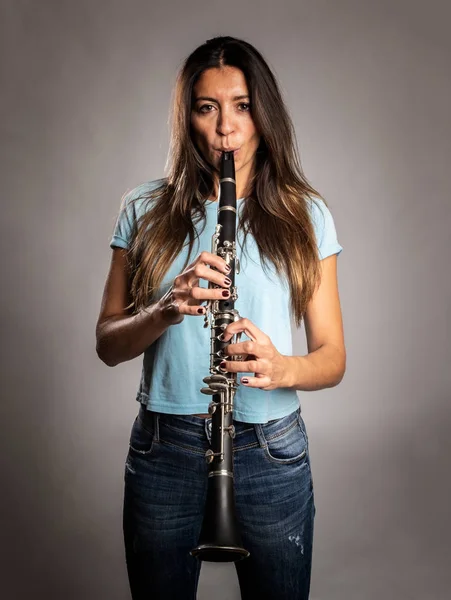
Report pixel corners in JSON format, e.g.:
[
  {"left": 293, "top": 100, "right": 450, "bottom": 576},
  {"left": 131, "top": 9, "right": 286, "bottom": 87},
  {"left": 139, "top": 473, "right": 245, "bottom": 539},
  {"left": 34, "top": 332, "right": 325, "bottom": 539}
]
[
  {"left": 262, "top": 417, "right": 308, "bottom": 465},
  {"left": 128, "top": 416, "right": 156, "bottom": 456}
]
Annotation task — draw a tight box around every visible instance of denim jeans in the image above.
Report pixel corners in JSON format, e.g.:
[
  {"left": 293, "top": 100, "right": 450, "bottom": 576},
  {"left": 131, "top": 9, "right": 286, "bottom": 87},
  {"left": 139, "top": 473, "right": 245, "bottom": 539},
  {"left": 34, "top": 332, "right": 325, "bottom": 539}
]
[{"left": 123, "top": 404, "right": 316, "bottom": 599}]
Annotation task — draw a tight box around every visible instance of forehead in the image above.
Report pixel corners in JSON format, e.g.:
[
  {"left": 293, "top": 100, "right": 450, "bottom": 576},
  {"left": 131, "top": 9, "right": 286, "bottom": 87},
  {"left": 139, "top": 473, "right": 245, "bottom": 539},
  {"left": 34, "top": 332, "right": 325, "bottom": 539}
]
[{"left": 193, "top": 66, "right": 249, "bottom": 99}]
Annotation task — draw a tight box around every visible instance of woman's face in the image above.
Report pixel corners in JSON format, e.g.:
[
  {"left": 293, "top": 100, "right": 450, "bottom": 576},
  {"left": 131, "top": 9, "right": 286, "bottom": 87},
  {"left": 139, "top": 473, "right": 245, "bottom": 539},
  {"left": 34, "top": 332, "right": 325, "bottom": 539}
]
[{"left": 190, "top": 66, "right": 261, "bottom": 187}]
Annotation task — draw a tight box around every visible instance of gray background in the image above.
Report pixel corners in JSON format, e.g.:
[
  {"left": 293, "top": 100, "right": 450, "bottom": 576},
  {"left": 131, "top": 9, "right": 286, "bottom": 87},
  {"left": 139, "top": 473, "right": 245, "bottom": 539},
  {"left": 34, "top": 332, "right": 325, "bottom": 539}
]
[{"left": 1, "top": 0, "right": 450, "bottom": 598}]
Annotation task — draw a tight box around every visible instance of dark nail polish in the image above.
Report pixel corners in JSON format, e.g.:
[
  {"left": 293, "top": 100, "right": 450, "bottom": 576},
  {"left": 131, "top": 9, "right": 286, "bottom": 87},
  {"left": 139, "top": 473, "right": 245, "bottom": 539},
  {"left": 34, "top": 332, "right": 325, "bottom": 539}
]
[
  {"left": 222, "top": 290, "right": 230, "bottom": 297},
  {"left": 225, "top": 265, "right": 231, "bottom": 273},
  {"left": 224, "top": 277, "right": 232, "bottom": 286},
  {"left": 197, "top": 307, "right": 204, "bottom": 314}
]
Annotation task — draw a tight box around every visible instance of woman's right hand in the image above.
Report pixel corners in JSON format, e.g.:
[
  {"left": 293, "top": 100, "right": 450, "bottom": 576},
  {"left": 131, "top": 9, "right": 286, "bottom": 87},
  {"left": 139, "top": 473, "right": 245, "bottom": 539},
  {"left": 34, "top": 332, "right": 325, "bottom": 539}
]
[{"left": 158, "top": 251, "right": 232, "bottom": 324}]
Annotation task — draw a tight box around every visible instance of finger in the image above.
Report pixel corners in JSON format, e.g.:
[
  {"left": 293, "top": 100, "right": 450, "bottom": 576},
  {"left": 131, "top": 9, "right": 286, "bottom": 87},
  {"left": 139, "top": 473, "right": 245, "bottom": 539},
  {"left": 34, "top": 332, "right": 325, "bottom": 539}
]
[
  {"left": 167, "top": 287, "right": 206, "bottom": 317},
  {"left": 173, "top": 285, "right": 230, "bottom": 309},
  {"left": 185, "top": 251, "right": 229, "bottom": 274},
  {"left": 223, "top": 340, "right": 259, "bottom": 358},
  {"left": 190, "top": 285, "right": 232, "bottom": 302},
  {"left": 189, "top": 263, "right": 233, "bottom": 289},
  {"left": 221, "top": 318, "right": 266, "bottom": 344},
  {"left": 176, "top": 303, "right": 207, "bottom": 317},
  {"left": 240, "top": 375, "right": 272, "bottom": 389},
  {"left": 197, "top": 250, "right": 231, "bottom": 275},
  {"left": 219, "top": 359, "right": 260, "bottom": 374}
]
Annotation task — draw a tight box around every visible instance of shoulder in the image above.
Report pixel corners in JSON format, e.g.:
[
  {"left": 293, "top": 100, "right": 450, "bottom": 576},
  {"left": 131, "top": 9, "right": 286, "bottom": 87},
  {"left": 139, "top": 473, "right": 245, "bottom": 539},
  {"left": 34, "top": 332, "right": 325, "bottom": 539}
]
[
  {"left": 306, "top": 195, "right": 343, "bottom": 260},
  {"left": 110, "top": 178, "right": 168, "bottom": 250},
  {"left": 119, "top": 177, "right": 167, "bottom": 219},
  {"left": 306, "top": 195, "right": 333, "bottom": 225}
]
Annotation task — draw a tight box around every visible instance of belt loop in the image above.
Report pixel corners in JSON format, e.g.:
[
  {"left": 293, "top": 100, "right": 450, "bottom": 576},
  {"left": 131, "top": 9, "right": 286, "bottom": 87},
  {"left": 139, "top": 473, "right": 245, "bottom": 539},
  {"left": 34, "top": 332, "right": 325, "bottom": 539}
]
[
  {"left": 254, "top": 424, "right": 267, "bottom": 449},
  {"left": 153, "top": 412, "right": 160, "bottom": 442}
]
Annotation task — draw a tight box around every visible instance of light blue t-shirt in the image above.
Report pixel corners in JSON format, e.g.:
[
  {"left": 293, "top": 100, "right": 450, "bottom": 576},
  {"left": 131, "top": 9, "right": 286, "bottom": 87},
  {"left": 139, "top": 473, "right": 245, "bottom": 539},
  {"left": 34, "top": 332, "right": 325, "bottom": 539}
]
[{"left": 110, "top": 179, "right": 343, "bottom": 423}]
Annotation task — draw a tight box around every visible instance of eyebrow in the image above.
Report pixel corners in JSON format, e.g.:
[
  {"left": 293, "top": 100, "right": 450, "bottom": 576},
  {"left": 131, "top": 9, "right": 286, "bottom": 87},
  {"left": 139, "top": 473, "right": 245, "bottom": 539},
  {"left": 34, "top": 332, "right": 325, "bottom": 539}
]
[{"left": 194, "top": 95, "right": 250, "bottom": 103}]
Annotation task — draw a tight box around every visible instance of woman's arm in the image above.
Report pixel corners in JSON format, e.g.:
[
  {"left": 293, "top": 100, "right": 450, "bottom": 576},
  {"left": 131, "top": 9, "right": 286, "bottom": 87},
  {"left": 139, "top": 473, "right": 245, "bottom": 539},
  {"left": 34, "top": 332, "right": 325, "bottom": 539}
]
[
  {"left": 96, "top": 248, "right": 233, "bottom": 367},
  {"left": 95, "top": 248, "right": 173, "bottom": 367},
  {"left": 218, "top": 253, "right": 346, "bottom": 391},
  {"left": 283, "top": 253, "right": 346, "bottom": 390}
]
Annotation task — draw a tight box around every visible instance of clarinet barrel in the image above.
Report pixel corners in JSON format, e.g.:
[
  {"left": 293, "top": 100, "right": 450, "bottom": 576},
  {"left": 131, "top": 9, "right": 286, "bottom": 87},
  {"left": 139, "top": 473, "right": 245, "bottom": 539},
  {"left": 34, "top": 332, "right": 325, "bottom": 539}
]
[{"left": 190, "top": 151, "right": 250, "bottom": 562}]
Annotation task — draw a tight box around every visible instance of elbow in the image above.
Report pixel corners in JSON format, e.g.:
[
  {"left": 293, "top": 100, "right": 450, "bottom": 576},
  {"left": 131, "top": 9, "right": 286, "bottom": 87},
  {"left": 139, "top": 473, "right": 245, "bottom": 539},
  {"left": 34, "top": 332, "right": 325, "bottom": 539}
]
[
  {"left": 334, "top": 363, "right": 347, "bottom": 387},
  {"left": 96, "top": 321, "right": 119, "bottom": 367},
  {"left": 330, "top": 347, "right": 346, "bottom": 387},
  {"left": 332, "top": 367, "right": 346, "bottom": 387},
  {"left": 96, "top": 338, "right": 118, "bottom": 367},
  {"left": 100, "top": 355, "right": 118, "bottom": 368}
]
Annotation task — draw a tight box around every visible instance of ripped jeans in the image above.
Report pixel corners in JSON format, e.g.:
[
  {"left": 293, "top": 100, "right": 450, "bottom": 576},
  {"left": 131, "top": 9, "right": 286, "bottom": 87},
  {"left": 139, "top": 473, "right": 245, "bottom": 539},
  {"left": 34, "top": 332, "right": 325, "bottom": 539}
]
[{"left": 123, "top": 405, "right": 316, "bottom": 600}]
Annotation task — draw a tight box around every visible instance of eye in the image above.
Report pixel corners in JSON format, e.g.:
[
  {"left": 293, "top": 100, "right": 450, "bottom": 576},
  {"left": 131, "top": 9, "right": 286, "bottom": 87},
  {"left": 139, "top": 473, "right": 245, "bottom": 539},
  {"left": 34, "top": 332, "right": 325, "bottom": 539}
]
[
  {"left": 238, "top": 103, "right": 251, "bottom": 111},
  {"left": 198, "top": 104, "right": 215, "bottom": 113}
]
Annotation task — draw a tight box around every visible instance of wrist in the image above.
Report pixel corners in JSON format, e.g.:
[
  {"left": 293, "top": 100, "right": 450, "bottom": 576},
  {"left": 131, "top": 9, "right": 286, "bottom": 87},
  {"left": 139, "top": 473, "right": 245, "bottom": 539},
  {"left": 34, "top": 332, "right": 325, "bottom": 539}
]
[
  {"left": 156, "top": 297, "right": 184, "bottom": 326},
  {"left": 280, "top": 355, "right": 302, "bottom": 389}
]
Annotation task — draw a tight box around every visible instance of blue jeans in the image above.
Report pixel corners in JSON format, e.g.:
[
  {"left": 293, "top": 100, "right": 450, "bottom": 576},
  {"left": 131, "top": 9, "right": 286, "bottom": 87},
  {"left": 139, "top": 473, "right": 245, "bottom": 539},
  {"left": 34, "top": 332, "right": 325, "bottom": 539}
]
[{"left": 123, "top": 404, "right": 316, "bottom": 599}]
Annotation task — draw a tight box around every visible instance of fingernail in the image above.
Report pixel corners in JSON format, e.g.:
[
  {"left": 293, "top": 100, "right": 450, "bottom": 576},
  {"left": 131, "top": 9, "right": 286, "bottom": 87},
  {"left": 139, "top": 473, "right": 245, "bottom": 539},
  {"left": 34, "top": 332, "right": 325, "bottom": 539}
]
[
  {"left": 241, "top": 378, "right": 249, "bottom": 384},
  {"left": 222, "top": 290, "right": 230, "bottom": 297},
  {"left": 224, "top": 265, "right": 231, "bottom": 273},
  {"left": 219, "top": 361, "right": 227, "bottom": 370},
  {"left": 197, "top": 307, "right": 204, "bottom": 314},
  {"left": 224, "top": 277, "right": 232, "bottom": 286}
]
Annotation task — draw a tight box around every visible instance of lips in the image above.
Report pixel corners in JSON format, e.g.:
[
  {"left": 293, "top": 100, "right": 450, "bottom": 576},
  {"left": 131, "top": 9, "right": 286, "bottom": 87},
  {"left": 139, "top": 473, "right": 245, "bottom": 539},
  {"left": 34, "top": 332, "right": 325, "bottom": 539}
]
[{"left": 214, "top": 148, "right": 240, "bottom": 156}]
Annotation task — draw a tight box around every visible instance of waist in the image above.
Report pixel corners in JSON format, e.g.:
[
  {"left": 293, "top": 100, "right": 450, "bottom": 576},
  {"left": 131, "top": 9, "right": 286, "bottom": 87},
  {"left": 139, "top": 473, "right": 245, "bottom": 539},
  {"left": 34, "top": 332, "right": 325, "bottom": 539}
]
[{"left": 138, "top": 403, "right": 302, "bottom": 443}]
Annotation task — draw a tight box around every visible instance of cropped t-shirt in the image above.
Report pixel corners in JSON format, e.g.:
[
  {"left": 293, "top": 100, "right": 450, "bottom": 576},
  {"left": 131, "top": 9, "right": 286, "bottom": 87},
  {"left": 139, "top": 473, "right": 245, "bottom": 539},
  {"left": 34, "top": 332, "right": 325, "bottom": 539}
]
[{"left": 110, "top": 179, "right": 343, "bottom": 423}]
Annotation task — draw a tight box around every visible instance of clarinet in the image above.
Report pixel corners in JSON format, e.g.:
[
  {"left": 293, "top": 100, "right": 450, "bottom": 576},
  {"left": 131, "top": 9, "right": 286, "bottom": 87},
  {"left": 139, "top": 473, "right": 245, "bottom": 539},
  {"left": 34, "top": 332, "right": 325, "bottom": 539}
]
[{"left": 190, "top": 151, "right": 250, "bottom": 562}]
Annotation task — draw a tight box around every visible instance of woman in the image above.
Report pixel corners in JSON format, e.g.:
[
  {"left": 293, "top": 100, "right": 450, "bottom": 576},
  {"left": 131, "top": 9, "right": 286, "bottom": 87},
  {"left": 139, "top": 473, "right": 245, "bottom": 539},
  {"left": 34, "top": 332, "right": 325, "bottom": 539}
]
[{"left": 96, "top": 36, "right": 345, "bottom": 600}]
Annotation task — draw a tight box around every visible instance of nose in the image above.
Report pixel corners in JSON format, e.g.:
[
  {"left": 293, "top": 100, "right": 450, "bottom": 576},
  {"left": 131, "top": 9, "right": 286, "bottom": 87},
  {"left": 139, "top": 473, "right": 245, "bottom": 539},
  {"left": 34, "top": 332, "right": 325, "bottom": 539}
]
[{"left": 216, "top": 108, "right": 235, "bottom": 136}]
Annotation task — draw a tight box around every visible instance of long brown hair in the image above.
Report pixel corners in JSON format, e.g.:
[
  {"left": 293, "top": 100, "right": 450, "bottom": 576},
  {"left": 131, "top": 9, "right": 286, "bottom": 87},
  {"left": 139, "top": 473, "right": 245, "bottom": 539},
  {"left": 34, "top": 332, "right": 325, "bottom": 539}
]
[{"left": 124, "top": 36, "right": 325, "bottom": 327}]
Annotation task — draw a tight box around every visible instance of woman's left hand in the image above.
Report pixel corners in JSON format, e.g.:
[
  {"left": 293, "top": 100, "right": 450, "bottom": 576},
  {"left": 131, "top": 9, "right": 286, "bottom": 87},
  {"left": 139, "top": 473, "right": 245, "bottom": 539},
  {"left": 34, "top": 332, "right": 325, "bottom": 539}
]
[{"left": 219, "top": 318, "right": 288, "bottom": 391}]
